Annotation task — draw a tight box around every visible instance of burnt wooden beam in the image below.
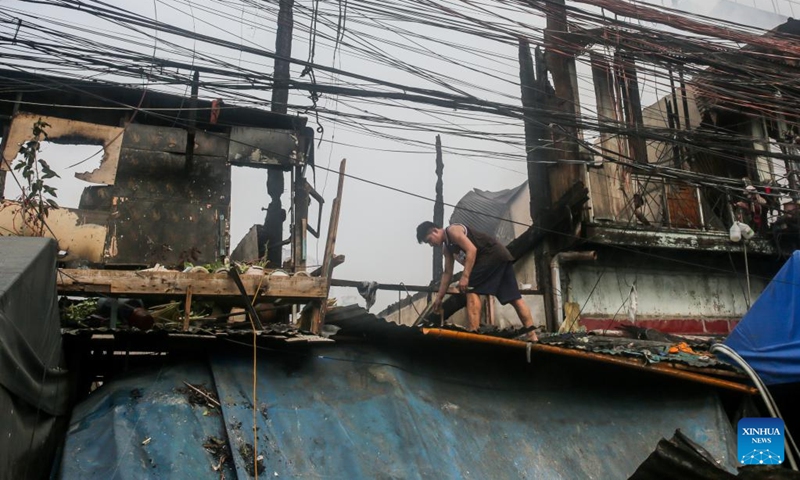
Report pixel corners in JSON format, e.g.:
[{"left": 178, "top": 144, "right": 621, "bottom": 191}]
[
  {"left": 519, "top": 40, "right": 551, "bottom": 224},
  {"left": 520, "top": 38, "right": 558, "bottom": 331},
  {"left": 228, "top": 267, "right": 265, "bottom": 330},
  {"left": 311, "top": 158, "right": 346, "bottom": 333}
]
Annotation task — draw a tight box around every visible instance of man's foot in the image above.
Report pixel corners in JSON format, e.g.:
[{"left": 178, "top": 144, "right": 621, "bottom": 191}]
[{"left": 515, "top": 325, "right": 539, "bottom": 342}]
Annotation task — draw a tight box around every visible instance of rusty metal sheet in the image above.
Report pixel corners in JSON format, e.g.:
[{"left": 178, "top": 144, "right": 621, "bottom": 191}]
[
  {"left": 92, "top": 125, "right": 231, "bottom": 265},
  {"left": 114, "top": 150, "right": 230, "bottom": 204},
  {"left": 230, "top": 225, "right": 260, "bottom": 262},
  {"left": 2, "top": 113, "right": 123, "bottom": 186},
  {"left": 193, "top": 131, "right": 229, "bottom": 158},
  {"left": 120, "top": 123, "right": 187, "bottom": 153},
  {"left": 78, "top": 185, "right": 113, "bottom": 211},
  {"left": 105, "top": 199, "right": 227, "bottom": 266},
  {"left": 121, "top": 124, "right": 229, "bottom": 157},
  {"left": 228, "top": 127, "right": 302, "bottom": 169}
]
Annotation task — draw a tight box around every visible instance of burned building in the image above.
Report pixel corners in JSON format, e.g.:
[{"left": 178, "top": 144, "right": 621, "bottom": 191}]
[{"left": 0, "top": 68, "right": 317, "bottom": 269}]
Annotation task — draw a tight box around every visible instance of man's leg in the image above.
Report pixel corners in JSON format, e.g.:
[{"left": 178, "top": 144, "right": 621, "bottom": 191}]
[
  {"left": 510, "top": 298, "right": 538, "bottom": 341},
  {"left": 465, "top": 292, "right": 481, "bottom": 331}
]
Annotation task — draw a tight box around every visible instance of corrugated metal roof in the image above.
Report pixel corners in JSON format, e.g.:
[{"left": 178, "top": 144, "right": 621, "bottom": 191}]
[
  {"left": 327, "top": 304, "right": 422, "bottom": 338},
  {"left": 449, "top": 181, "right": 527, "bottom": 244},
  {"left": 57, "top": 341, "right": 739, "bottom": 479}
]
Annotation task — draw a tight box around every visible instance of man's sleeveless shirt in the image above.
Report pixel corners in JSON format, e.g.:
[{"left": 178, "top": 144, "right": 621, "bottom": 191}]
[{"left": 443, "top": 224, "right": 513, "bottom": 268}]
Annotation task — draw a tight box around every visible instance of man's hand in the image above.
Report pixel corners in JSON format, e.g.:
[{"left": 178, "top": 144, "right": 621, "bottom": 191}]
[
  {"left": 432, "top": 297, "right": 443, "bottom": 313},
  {"left": 457, "top": 276, "right": 469, "bottom": 293}
]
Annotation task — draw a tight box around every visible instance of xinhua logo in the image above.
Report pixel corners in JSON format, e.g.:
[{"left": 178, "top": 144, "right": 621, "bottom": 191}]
[{"left": 738, "top": 417, "right": 784, "bottom": 465}]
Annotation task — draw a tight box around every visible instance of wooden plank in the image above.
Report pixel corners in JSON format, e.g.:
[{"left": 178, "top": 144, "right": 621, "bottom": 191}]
[
  {"left": 57, "top": 269, "right": 327, "bottom": 298},
  {"left": 311, "top": 158, "right": 346, "bottom": 333}
]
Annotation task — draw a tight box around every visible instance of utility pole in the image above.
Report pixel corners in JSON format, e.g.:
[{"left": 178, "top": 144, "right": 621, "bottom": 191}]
[
  {"left": 433, "top": 135, "right": 444, "bottom": 282},
  {"left": 264, "top": 0, "right": 294, "bottom": 267}
]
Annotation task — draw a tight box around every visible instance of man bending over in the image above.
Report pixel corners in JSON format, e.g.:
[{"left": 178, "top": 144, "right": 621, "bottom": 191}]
[{"left": 417, "top": 221, "right": 538, "bottom": 341}]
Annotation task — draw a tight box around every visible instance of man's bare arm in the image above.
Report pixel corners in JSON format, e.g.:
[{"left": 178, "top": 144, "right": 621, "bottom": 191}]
[
  {"left": 447, "top": 226, "right": 477, "bottom": 289},
  {"left": 436, "top": 248, "right": 455, "bottom": 305}
]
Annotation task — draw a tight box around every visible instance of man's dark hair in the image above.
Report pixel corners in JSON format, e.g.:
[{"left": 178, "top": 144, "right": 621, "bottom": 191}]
[{"left": 416, "top": 221, "right": 439, "bottom": 243}]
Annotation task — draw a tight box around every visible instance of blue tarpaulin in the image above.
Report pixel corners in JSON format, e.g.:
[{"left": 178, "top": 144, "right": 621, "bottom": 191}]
[
  {"left": 58, "top": 343, "right": 738, "bottom": 479},
  {"left": 725, "top": 251, "right": 800, "bottom": 385}
]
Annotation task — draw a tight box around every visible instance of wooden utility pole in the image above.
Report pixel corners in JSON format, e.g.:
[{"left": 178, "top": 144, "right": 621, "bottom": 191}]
[
  {"left": 264, "top": 0, "right": 294, "bottom": 267},
  {"left": 519, "top": 38, "right": 556, "bottom": 330},
  {"left": 185, "top": 70, "right": 199, "bottom": 172},
  {"left": 433, "top": 135, "right": 444, "bottom": 282}
]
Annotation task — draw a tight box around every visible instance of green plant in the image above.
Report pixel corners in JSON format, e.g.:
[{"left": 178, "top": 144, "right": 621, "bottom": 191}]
[{"left": 14, "top": 119, "right": 59, "bottom": 236}]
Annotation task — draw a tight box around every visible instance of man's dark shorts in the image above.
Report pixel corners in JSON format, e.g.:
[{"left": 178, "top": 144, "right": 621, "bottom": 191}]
[{"left": 468, "top": 262, "right": 521, "bottom": 305}]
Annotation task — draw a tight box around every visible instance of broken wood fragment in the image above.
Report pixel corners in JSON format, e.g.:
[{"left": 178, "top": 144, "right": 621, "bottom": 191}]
[
  {"left": 182, "top": 381, "right": 221, "bottom": 408},
  {"left": 310, "top": 254, "right": 344, "bottom": 277}
]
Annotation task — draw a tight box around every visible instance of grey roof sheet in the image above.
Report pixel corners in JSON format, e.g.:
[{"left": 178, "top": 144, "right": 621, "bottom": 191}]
[{"left": 449, "top": 181, "right": 527, "bottom": 244}]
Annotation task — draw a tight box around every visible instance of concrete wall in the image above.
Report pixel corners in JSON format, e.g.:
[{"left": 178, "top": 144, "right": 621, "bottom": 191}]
[
  {"left": 381, "top": 294, "right": 431, "bottom": 327},
  {"left": 565, "top": 261, "right": 768, "bottom": 333}
]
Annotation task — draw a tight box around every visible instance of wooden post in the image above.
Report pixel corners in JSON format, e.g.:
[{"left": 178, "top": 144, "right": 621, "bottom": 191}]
[
  {"left": 264, "top": 0, "right": 295, "bottom": 267},
  {"left": 310, "top": 159, "right": 346, "bottom": 334},
  {"left": 433, "top": 134, "right": 444, "bottom": 283},
  {"left": 183, "top": 286, "right": 193, "bottom": 331},
  {"left": 292, "top": 168, "right": 309, "bottom": 271}
]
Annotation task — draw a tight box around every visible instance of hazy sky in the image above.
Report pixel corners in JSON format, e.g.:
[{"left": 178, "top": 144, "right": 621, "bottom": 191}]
[{"left": 0, "top": 0, "right": 790, "bottom": 311}]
